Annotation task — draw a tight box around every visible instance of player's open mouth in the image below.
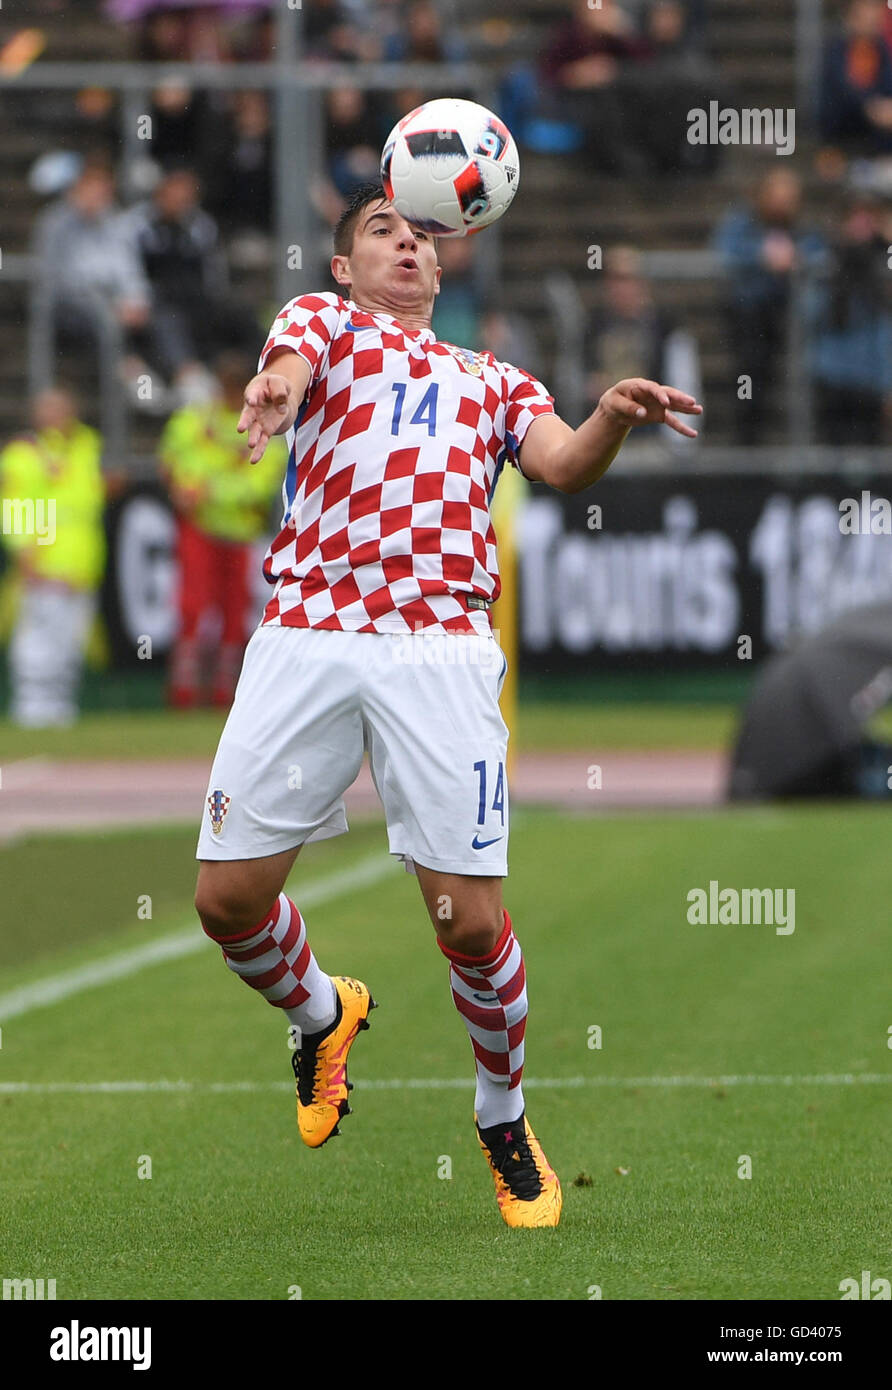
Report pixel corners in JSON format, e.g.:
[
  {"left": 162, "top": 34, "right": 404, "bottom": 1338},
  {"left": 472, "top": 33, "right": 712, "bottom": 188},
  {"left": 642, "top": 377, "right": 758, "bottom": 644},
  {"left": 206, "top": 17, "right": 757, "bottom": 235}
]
[{"left": 397, "top": 258, "right": 418, "bottom": 271}]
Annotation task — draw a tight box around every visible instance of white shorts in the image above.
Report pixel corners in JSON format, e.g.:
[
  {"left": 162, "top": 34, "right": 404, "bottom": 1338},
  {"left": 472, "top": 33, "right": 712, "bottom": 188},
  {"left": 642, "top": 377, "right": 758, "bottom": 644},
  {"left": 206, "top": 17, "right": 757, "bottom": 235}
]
[{"left": 196, "top": 625, "right": 511, "bottom": 876}]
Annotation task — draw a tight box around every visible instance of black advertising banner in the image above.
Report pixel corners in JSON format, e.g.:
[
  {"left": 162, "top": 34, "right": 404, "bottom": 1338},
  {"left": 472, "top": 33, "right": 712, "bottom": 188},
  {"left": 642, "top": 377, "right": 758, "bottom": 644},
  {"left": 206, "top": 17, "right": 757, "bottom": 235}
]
[
  {"left": 517, "top": 474, "right": 892, "bottom": 671},
  {"left": 101, "top": 484, "right": 178, "bottom": 666},
  {"left": 98, "top": 476, "right": 892, "bottom": 670}
]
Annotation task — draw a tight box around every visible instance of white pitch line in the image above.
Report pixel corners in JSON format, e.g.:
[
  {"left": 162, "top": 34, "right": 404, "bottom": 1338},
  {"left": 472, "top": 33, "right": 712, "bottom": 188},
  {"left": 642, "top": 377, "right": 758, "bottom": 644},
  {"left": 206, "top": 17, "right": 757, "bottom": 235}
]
[
  {"left": 0, "top": 852, "right": 398, "bottom": 1024},
  {"left": 0, "top": 1074, "right": 890, "bottom": 1095}
]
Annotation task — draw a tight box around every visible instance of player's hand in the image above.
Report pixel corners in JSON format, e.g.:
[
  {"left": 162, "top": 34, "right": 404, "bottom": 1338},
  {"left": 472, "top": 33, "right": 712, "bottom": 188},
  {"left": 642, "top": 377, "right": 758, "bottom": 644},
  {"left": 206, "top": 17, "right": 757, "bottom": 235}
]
[
  {"left": 598, "top": 379, "right": 703, "bottom": 438},
  {"left": 237, "top": 372, "right": 294, "bottom": 463}
]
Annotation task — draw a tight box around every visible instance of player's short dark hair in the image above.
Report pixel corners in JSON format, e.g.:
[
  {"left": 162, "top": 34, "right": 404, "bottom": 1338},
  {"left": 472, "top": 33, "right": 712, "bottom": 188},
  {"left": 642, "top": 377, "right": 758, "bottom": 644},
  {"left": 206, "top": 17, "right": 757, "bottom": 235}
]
[{"left": 333, "top": 181, "right": 389, "bottom": 258}]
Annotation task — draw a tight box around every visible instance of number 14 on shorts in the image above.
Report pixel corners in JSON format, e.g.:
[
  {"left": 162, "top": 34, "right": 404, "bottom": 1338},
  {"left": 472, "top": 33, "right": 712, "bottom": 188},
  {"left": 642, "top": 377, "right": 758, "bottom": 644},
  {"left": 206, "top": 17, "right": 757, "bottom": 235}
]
[{"left": 472, "top": 759, "right": 505, "bottom": 849}]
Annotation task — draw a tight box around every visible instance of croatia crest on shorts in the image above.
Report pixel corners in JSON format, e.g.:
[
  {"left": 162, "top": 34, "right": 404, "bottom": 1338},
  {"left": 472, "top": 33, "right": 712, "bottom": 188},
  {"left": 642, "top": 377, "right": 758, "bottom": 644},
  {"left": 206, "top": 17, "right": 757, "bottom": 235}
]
[{"left": 207, "top": 789, "right": 231, "bottom": 835}]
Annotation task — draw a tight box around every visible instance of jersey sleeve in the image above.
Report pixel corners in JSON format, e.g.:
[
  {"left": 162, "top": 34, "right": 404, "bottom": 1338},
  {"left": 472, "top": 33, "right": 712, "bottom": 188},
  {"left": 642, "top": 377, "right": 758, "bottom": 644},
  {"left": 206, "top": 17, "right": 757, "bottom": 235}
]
[
  {"left": 502, "top": 361, "right": 556, "bottom": 471},
  {"left": 257, "top": 292, "right": 343, "bottom": 390}
]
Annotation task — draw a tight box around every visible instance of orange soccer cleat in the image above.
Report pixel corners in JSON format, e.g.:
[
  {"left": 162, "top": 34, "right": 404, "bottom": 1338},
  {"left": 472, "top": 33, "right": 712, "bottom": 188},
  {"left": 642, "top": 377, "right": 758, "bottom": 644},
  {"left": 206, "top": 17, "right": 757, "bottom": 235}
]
[
  {"left": 476, "top": 1112, "right": 563, "bottom": 1228},
  {"left": 291, "top": 976, "right": 376, "bottom": 1149}
]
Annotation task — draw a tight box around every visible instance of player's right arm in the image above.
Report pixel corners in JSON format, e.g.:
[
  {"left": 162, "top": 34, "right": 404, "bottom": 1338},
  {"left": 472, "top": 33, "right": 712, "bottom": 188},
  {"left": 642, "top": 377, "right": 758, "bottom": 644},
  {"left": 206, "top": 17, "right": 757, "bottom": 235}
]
[{"left": 237, "top": 347, "right": 312, "bottom": 464}]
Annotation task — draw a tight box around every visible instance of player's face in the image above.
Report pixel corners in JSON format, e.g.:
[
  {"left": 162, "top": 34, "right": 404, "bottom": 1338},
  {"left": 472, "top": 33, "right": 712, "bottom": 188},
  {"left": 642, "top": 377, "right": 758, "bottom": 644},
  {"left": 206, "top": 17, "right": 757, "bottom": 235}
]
[{"left": 340, "top": 200, "right": 441, "bottom": 311}]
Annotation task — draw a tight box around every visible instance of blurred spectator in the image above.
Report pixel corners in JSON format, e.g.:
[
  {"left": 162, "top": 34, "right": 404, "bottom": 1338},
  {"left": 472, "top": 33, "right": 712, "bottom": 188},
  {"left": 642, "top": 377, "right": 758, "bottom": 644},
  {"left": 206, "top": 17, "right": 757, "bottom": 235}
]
[
  {"left": 583, "top": 246, "right": 674, "bottom": 407},
  {"left": 108, "top": 1, "right": 275, "bottom": 62},
  {"left": 584, "top": 247, "right": 701, "bottom": 446},
  {"left": 383, "top": 1, "right": 468, "bottom": 63},
  {"left": 478, "top": 303, "right": 544, "bottom": 381},
  {"left": 622, "top": 0, "right": 702, "bottom": 51},
  {"left": 810, "top": 197, "right": 892, "bottom": 445},
  {"left": 379, "top": 84, "right": 429, "bottom": 150},
  {"left": 820, "top": 0, "right": 892, "bottom": 156},
  {"left": 634, "top": 1, "right": 723, "bottom": 175},
  {"left": 0, "top": 389, "right": 105, "bottom": 728},
  {"left": 69, "top": 86, "right": 119, "bottom": 163},
  {"left": 310, "top": 175, "right": 350, "bottom": 231},
  {"left": 535, "top": 0, "right": 717, "bottom": 174},
  {"left": 160, "top": 351, "right": 282, "bottom": 708},
  {"left": 125, "top": 168, "right": 260, "bottom": 399},
  {"left": 206, "top": 90, "right": 273, "bottom": 240},
  {"left": 148, "top": 82, "right": 213, "bottom": 170},
  {"left": 303, "top": 0, "right": 365, "bottom": 62},
  {"left": 539, "top": 0, "right": 652, "bottom": 176},
  {"left": 310, "top": 84, "right": 391, "bottom": 230},
  {"left": 133, "top": 7, "right": 189, "bottom": 59},
  {"left": 325, "top": 86, "right": 385, "bottom": 199},
  {"left": 645, "top": 1, "right": 688, "bottom": 52},
  {"left": 340, "top": 0, "right": 403, "bottom": 61},
  {"left": 29, "top": 150, "right": 84, "bottom": 201},
  {"left": 127, "top": 8, "right": 217, "bottom": 171},
  {"left": 432, "top": 238, "right": 479, "bottom": 347},
  {"left": 33, "top": 161, "right": 151, "bottom": 368},
  {"left": 712, "top": 170, "right": 826, "bottom": 445},
  {"left": 651, "top": 0, "right": 708, "bottom": 50}
]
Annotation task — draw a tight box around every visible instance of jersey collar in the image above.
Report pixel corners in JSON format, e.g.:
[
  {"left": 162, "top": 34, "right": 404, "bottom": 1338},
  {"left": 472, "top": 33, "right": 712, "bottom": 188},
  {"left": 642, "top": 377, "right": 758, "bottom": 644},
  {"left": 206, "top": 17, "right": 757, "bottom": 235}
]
[{"left": 347, "top": 299, "right": 434, "bottom": 340}]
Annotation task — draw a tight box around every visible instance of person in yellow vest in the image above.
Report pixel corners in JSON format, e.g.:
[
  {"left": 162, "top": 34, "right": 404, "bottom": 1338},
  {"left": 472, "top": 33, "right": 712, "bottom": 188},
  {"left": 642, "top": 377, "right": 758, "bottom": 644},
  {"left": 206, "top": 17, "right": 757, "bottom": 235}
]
[
  {"left": 161, "top": 350, "right": 283, "bottom": 708},
  {"left": 0, "top": 388, "right": 105, "bottom": 727}
]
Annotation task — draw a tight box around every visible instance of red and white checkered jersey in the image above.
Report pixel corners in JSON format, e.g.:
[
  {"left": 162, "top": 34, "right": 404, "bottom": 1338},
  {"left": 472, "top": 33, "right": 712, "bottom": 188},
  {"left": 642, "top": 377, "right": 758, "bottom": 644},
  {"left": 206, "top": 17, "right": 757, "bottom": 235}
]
[{"left": 256, "top": 292, "right": 555, "bottom": 634}]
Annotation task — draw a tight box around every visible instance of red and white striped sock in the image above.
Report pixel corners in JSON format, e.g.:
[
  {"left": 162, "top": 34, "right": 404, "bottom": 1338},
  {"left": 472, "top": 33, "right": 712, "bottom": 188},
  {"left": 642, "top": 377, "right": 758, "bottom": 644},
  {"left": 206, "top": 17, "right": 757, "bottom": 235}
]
[
  {"left": 438, "top": 909, "right": 527, "bottom": 1128},
  {"left": 203, "top": 893, "right": 337, "bottom": 1037}
]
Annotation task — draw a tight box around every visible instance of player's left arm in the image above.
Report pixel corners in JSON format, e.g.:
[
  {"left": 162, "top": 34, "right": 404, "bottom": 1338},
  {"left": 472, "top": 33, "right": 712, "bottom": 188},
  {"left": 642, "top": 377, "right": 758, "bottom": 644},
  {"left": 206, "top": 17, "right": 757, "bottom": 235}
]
[{"left": 518, "top": 379, "right": 703, "bottom": 494}]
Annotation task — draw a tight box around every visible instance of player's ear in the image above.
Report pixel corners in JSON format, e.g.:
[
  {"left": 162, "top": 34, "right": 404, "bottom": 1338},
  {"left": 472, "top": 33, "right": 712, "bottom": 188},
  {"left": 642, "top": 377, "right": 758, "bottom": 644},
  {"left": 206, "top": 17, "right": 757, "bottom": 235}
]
[
  {"left": 331, "top": 254, "right": 351, "bottom": 288},
  {"left": 434, "top": 264, "right": 442, "bottom": 295}
]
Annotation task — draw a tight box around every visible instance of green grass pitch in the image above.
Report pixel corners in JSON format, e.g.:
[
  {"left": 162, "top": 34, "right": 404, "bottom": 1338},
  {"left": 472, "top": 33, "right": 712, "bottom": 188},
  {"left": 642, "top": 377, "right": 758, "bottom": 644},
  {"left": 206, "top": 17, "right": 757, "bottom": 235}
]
[
  {"left": 0, "top": 700, "right": 740, "bottom": 762},
  {"left": 1, "top": 805, "right": 890, "bottom": 1300}
]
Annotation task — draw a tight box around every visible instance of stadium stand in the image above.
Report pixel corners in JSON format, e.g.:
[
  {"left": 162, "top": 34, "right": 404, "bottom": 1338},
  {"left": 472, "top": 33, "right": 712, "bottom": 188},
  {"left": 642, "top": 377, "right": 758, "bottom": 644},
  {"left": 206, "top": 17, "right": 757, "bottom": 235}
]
[{"left": 0, "top": 0, "right": 884, "bottom": 454}]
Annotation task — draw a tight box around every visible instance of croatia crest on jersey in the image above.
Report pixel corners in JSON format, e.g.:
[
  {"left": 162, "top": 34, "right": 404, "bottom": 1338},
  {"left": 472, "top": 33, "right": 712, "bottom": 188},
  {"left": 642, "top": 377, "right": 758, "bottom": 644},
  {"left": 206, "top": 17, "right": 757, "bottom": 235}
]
[
  {"left": 445, "top": 344, "right": 485, "bottom": 376},
  {"left": 207, "top": 789, "right": 231, "bottom": 835}
]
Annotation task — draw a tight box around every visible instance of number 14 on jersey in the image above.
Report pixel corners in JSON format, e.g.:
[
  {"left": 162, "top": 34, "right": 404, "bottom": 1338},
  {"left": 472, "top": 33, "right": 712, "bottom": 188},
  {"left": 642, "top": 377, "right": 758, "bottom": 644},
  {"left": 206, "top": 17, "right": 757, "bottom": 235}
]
[{"left": 391, "top": 382, "right": 439, "bottom": 436}]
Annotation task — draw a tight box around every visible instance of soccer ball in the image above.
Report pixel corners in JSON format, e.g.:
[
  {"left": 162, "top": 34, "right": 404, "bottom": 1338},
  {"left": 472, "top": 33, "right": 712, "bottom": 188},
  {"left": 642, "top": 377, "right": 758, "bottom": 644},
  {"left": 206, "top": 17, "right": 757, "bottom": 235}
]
[{"left": 380, "top": 97, "right": 520, "bottom": 238}]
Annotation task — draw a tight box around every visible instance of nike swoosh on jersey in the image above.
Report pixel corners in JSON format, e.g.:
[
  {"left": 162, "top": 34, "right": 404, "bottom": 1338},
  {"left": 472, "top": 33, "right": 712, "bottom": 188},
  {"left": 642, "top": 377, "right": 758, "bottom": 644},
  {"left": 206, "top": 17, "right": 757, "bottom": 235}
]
[{"left": 471, "top": 834, "right": 503, "bottom": 850}]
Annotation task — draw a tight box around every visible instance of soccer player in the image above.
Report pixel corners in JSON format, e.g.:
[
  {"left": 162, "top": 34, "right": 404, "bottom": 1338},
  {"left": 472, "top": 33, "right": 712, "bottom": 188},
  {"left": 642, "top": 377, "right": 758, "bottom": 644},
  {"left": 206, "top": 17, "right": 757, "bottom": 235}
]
[{"left": 194, "top": 181, "right": 701, "bottom": 1228}]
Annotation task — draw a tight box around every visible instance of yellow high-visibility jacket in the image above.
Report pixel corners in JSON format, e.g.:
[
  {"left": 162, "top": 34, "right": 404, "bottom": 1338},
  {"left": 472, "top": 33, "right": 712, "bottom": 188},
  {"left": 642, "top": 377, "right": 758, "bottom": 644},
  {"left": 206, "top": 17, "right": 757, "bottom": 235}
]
[
  {"left": 160, "top": 403, "right": 284, "bottom": 544},
  {"left": 0, "top": 422, "right": 105, "bottom": 591}
]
